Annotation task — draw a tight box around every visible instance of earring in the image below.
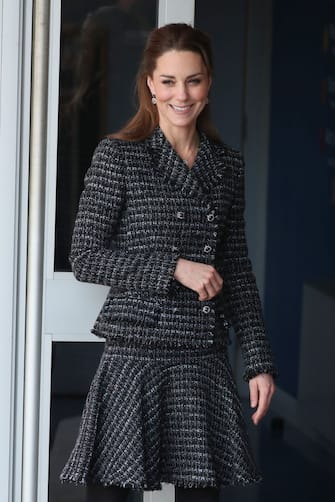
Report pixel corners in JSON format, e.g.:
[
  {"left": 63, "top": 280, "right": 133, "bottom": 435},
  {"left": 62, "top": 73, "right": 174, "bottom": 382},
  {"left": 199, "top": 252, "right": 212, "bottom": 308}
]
[{"left": 151, "top": 94, "right": 157, "bottom": 105}]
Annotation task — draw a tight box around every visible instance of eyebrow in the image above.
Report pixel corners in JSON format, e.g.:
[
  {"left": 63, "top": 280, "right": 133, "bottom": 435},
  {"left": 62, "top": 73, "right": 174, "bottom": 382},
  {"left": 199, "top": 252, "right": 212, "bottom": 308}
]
[{"left": 159, "top": 73, "right": 205, "bottom": 78}]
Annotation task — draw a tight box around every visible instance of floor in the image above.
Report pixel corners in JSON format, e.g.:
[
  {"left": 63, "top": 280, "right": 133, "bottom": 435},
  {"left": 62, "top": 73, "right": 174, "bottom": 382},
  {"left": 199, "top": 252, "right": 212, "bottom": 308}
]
[{"left": 48, "top": 397, "right": 335, "bottom": 502}]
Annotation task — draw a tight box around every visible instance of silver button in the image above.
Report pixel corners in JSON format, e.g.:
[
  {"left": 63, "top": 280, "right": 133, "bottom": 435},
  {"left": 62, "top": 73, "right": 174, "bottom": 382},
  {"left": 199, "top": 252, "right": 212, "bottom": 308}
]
[
  {"left": 207, "top": 213, "right": 215, "bottom": 222},
  {"left": 213, "top": 232, "right": 217, "bottom": 237},
  {"left": 176, "top": 211, "right": 184, "bottom": 219},
  {"left": 202, "top": 305, "right": 210, "bottom": 313},
  {"left": 204, "top": 245, "right": 212, "bottom": 253}
]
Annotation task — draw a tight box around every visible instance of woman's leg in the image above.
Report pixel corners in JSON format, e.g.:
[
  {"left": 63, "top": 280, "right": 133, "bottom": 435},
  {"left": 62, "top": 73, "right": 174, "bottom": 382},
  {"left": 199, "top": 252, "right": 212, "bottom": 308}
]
[
  {"left": 175, "top": 486, "right": 220, "bottom": 502},
  {"left": 86, "top": 483, "right": 131, "bottom": 502}
]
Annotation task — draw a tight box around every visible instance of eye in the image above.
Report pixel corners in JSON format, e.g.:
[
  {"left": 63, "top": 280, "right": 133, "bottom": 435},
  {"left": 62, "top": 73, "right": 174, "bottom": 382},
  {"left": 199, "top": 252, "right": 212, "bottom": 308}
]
[
  {"left": 161, "top": 79, "right": 174, "bottom": 86},
  {"left": 188, "top": 78, "right": 202, "bottom": 85}
]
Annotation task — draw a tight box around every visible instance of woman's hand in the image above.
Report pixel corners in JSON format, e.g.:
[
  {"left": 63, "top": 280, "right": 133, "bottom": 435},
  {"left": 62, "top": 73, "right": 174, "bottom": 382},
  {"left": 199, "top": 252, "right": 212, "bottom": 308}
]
[
  {"left": 174, "top": 258, "right": 223, "bottom": 300},
  {"left": 249, "top": 373, "right": 276, "bottom": 425}
]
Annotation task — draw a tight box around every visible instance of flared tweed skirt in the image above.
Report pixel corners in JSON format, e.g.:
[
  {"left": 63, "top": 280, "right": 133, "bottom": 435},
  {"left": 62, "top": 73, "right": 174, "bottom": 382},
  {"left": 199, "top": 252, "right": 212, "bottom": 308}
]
[{"left": 59, "top": 339, "right": 262, "bottom": 491}]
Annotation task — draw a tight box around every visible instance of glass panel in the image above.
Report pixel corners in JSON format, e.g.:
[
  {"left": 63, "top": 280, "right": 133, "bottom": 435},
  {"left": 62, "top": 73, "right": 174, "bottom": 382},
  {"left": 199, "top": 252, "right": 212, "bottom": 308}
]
[
  {"left": 55, "top": 0, "right": 158, "bottom": 271},
  {"left": 48, "top": 341, "right": 143, "bottom": 501},
  {"left": 195, "top": 0, "right": 246, "bottom": 149}
]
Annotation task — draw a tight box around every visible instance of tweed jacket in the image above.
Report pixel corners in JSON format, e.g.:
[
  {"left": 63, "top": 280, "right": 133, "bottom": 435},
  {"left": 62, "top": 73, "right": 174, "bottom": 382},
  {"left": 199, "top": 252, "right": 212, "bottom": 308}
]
[{"left": 70, "top": 126, "right": 276, "bottom": 381}]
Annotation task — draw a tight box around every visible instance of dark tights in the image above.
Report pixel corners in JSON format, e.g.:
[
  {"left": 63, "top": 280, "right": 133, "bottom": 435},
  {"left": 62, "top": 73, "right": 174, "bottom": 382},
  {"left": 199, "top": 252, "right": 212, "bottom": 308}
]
[
  {"left": 86, "top": 484, "right": 220, "bottom": 502},
  {"left": 86, "top": 484, "right": 130, "bottom": 502},
  {"left": 175, "top": 487, "right": 220, "bottom": 502}
]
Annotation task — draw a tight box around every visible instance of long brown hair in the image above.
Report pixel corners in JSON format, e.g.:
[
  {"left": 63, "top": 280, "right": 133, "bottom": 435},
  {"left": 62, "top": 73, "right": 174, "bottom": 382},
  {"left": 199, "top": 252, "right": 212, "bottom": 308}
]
[{"left": 109, "top": 23, "right": 221, "bottom": 142}]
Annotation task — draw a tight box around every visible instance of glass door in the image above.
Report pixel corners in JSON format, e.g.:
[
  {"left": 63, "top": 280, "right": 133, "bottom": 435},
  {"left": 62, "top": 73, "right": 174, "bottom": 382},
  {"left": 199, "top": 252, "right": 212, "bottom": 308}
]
[
  {"left": 45, "top": 3, "right": 158, "bottom": 498},
  {"left": 38, "top": 2, "right": 195, "bottom": 502}
]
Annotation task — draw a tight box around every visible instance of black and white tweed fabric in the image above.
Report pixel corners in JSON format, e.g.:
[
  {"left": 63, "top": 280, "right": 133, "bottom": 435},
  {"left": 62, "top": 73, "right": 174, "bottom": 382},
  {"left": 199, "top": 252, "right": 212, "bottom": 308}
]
[
  {"left": 60, "top": 126, "right": 277, "bottom": 490},
  {"left": 60, "top": 342, "right": 261, "bottom": 490}
]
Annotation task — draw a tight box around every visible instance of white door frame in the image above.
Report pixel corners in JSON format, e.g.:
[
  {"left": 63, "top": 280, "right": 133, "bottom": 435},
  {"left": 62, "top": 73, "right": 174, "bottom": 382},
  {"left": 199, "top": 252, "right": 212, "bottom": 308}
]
[{"left": 0, "top": 0, "right": 33, "bottom": 501}]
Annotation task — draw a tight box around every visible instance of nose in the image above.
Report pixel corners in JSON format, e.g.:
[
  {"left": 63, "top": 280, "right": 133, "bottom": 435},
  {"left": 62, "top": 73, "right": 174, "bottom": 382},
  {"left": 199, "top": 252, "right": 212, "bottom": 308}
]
[{"left": 176, "top": 83, "right": 188, "bottom": 101}]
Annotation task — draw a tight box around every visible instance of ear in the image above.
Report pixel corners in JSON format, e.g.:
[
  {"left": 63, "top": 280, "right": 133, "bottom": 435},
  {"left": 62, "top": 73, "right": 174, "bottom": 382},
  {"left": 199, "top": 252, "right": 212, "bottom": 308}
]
[{"left": 147, "top": 76, "right": 155, "bottom": 96}]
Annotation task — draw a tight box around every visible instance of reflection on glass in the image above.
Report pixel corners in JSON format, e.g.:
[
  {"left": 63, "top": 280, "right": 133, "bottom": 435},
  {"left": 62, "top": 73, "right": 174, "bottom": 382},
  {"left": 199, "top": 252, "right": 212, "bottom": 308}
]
[
  {"left": 48, "top": 341, "right": 143, "bottom": 501},
  {"left": 55, "top": 0, "right": 157, "bottom": 271}
]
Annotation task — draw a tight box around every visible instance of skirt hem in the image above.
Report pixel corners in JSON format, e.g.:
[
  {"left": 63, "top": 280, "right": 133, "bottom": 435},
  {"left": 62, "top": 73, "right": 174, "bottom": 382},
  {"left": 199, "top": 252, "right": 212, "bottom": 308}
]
[{"left": 60, "top": 473, "right": 263, "bottom": 492}]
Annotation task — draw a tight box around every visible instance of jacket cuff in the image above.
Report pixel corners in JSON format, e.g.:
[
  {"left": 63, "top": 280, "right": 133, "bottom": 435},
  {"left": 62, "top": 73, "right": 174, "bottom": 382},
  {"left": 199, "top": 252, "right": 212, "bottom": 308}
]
[{"left": 243, "top": 362, "right": 278, "bottom": 382}]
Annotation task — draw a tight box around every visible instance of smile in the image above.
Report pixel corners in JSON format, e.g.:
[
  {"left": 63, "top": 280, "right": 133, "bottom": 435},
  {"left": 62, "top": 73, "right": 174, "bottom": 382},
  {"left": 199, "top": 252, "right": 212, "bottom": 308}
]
[{"left": 170, "top": 105, "right": 193, "bottom": 113}]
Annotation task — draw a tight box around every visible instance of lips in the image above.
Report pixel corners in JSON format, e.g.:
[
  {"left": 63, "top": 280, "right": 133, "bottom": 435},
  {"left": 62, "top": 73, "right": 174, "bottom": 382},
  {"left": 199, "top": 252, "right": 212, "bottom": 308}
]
[{"left": 170, "top": 104, "right": 193, "bottom": 113}]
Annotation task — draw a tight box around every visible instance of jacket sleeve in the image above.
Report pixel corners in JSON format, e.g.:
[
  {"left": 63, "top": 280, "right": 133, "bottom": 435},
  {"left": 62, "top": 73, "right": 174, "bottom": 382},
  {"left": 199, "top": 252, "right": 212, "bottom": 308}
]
[
  {"left": 69, "top": 138, "right": 180, "bottom": 295},
  {"left": 221, "top": 153, "right": 277, "bottom": 382}
]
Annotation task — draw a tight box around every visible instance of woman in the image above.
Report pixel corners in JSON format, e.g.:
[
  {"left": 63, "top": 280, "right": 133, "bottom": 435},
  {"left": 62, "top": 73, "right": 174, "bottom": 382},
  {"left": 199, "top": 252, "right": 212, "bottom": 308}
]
[{"left": 60, "top": 23, "right": 277, "bottom": 502}]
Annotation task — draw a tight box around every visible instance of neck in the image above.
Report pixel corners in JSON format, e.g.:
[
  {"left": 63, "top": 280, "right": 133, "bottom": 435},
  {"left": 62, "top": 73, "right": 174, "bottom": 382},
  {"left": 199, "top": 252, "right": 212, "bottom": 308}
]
[
  {"left": 158, "top": 123, "right": 199, "bottom": 152},
  {"left": 158, "top": 123, "right": 200, "bottom": 168}
]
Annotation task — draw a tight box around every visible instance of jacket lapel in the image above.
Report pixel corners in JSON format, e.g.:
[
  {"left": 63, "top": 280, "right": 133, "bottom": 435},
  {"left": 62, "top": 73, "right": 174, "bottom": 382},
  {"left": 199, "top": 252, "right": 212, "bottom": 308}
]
[
  {"left": 145, "top": 126, "right": 224, "bottom": 199},
  {"left": 191, "top": 131, "right": 226, "bottom": 194}
]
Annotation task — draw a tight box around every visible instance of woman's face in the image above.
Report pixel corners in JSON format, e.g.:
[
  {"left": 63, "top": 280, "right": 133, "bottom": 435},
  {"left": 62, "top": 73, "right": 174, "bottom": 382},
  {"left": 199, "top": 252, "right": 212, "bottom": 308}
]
[{"left": 147, "top": 50, "right": 211, "bottom": 133}]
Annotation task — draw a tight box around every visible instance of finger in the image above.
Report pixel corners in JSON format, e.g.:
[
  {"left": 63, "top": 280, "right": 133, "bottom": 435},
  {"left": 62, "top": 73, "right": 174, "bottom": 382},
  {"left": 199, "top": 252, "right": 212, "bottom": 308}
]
[
  {"left": 211, "top": 278, "right": 223, "bottom": 297},
  {"left": 251, "top": 391, "right": 266, "bottom": 425},
  {"left": 201, "top": 276, "right": 223, "bottom": 300},
  {"left": 202, "top": 267, "right": 222, "bottom": 297},
  {"left": 251, "top": 381, "right": 274, "bottom": 425},
  {"left": 197, "top": 266, "right": 223, "bottom": 300},
  {"left": 198, "top": 287, "right": 210, "bottom": 301},
  {"left": 203, "top": 280, "right": 216, "bottom": 299},
  {"left": 198, "top": 278, "right": 216, "bottom": 300},
  {"left": 249, "top": 379, "right": 259, "bottom": 409},
  {"left": 211, "top": 270, "right": 224, "bottom": 292}
]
